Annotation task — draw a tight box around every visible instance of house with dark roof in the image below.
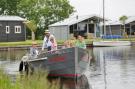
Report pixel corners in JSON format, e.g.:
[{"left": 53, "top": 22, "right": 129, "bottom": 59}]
[
  {"left": 106, "top": 16, "right": 135, "bottom": 38},
  {"left": 0, "top": 16, "right": 26, "bottom": 42},
  {"left": 49, "top": 14, "right": 104, "bottom": 40}
]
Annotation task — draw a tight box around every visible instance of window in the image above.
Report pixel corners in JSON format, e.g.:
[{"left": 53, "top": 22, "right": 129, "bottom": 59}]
[
  {"left": 6, "top": 26, "right": 10, "bottom": 34},
  {"left": 69, "top": 25, "right": 73, "bottom": 34},
  {"left": 15, "top": 26, "right": 21, "bottom": 33}
]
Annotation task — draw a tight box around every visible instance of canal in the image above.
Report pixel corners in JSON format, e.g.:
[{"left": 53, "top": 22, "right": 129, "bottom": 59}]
[{"left": 0, "top": 46, "right": 135, "bottom": 89}]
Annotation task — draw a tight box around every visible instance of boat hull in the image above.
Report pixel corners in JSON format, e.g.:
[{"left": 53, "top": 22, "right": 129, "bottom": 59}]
[{"left": 26, "top": 47, "right": 90, "bottom": 78}]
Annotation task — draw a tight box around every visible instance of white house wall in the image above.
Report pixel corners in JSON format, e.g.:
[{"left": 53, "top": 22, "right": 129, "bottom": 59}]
[{"left": 49, "top": 26, "right": 69, "bottom": 40}]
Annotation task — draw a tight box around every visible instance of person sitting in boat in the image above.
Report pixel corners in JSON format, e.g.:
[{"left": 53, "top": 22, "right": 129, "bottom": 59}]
[
  {"left": 62, "top": 40, "right": 71, "bottom": 49},
  {"left": 42, "top": 30, "right": 56, "bottom": 51},
  {"left": 30, "top": 41, "right": 39, "bottom": 58},
  {"left": 75, "top": 35, "right": 86, "bottom": 49},
  {"left": 62, "top": 39, "right": 75, "bottom": 49},
  {"left": 50, "top": 37, "right": 57, "bottom": 51}
]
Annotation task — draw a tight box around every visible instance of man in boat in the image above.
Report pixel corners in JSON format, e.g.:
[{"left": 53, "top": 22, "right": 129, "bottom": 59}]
[
  {"left": 75, "top": 34, "right": 86, "bottom": 49},
  {"left": 42, "top": 30, "right": 56, "bottom": 51},
  {"left": 30, "top": 41, "right": 39, "bottom": 58}
]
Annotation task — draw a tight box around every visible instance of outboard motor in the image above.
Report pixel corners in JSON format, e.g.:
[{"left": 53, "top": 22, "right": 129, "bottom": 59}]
[
  {"left": 19, "top": 55, "right": 29, "bottom": 72},
  {"left": 19, "top": 61, "right": 24, "bottom": 71}
]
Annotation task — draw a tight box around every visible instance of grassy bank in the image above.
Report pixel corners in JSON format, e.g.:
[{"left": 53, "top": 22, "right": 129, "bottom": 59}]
[
  {"left": 0, "top": 40, "right": 65, "bottom": 47},
  {"left": 0, "top": 38, "right": 135, "bottom": 47},
  {"left": 0, "top": 70, "right": 62, "bottom": 89},
  {"left": 0, "top": 39, "right": 95, "bottom": 47},
  {"left": 0, "top": 40, "right": 43, "bottom": 47}
]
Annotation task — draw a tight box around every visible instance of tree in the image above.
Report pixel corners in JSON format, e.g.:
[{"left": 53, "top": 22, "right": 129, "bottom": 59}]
[
  {"left": 119, "top": 15, "right": 128, "bottom": 36},
  {"left": 24, "top": 20, "right": 37, "bottom": 41},
  {"left": 17, "top": 0, "right": 74, "bottom": 39},
  {"left": 0, "top": 0, "right": 20, "bottom": 15}
]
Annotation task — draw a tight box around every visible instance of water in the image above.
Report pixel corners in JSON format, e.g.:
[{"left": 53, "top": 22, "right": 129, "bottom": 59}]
[
  {"left": 0, "top": 46, "right": 135, "bottom": 89},
  {"left": 89, "top": 46, "right": 135, "bottom": 89},
  {"left": 0, "top": 49, "right": 27, "bottom": 75}
]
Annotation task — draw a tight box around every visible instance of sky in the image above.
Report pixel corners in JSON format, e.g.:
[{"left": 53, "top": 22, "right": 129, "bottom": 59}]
[{"left": 69, "top": 0, "right": 135, "bottom": 20}]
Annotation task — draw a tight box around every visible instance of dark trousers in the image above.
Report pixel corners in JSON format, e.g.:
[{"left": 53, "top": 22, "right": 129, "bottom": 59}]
[{"left": 47, "top": 46, "right": 51, "bottom": 51}]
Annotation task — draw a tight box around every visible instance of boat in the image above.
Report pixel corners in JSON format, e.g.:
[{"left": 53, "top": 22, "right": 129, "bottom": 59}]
[
  {"left": 93, "top": 40, "right": 131, "bottom": 47},
  {"left": 19, "top": 47, "right": 91, "bottom": 78}
]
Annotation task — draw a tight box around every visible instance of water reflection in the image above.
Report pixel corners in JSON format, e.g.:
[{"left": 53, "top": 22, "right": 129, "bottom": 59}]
[
  {"left": 0, "top": 49, "right": 27, "bottom": 75},
  {"left": 0, "top": 49, "right": 27, "bottom": 61},
  {"left": 90, "top": 46, "right": 135, "bottom": 89},
  {"left": 48, "top": 75, "right": 90, "bottom": 89}
]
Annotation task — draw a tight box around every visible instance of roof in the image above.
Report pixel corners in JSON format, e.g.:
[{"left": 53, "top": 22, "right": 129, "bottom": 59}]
[
  {"left": 106, "top": 16, "right": 135, "bottom": 26},
  {"left": 106, "top": 20, "right": 121, "bottom": 26},
  {"left": 49, "top": 14, "right": 106, "bottom": 27},
  {"left": 126, "top": 16, "right": 135, "bottom": 24},
  {"left": 0, "top": 16, "right": 26, "bottom": 21}
]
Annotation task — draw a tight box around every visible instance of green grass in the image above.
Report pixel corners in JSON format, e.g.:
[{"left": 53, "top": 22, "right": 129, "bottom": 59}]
[
  {"left": 0, "top": 40, "right": 43, "bottom": 47},
  {"left": 0, "top": 40, "right": 65, "bottom": 47},
  {"left": 0, "top": 70, "right": 12, "bottom": 89},
  {"left": 0, "top": 70, "right": 63, "bottom": 89},
  {"left": 0, "top": 38, "right": 135, "bottom": 47}
]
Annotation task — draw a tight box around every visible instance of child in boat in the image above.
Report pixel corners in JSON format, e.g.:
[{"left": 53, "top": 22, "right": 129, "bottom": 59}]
[
  {"left": 62, "top": 39, "right": 75, "bottom": 49},
  {"left": 75, "top": 35, "right": 86, "bottom": 49},
  {"left": 50, "top": 37, "right": 57, "bottom": 51},
  {"left": 62, "top": 40, "right": 71, "bottom": 49},
  {"left": 30, "top": 41, "right": 39, "bottom": 58}
]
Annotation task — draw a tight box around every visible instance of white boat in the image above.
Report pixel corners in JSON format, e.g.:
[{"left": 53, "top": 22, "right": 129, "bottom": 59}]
[{"left": 93, "top": 41, "right": 131, "bottom": 47}]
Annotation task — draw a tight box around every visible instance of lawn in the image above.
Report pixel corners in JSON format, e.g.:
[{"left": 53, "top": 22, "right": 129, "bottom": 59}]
[
  {"left": 0, "top": 38, "right": 135, "bottom": 47},
  {"left": 0, "top": 40, "right": 67, "bottom": 47},
  {"left": 0, "top": 40, "right": 43, "bottom": 47}
]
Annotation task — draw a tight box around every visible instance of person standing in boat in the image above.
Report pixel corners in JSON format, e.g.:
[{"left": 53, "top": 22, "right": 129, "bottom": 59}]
[
  {"left": 42, "top": 30, "right": 56, "bottom": 51},
  {"left": 75, "top": 34, "right": 86, "bottom": 49},
  {"left": 30, "top": 41, "right": 39, "bottom": 58}
]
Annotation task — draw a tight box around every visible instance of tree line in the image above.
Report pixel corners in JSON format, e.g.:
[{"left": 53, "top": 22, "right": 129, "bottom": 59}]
[{"left": 0, "top": 0, "right": 74, "bottom": 40}]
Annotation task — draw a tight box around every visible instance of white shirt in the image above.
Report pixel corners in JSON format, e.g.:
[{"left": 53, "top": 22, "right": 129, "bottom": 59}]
[{"left": 42, "top": 34, "right": 56, "bottom": 50}]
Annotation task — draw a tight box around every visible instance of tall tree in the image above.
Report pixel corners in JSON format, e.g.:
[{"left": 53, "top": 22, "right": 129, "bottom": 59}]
[
  {"left": 17, "top": 0, "right": 74, "bottom": 39},
  {"left": 119, "top": 15, "right": 128, "bottom": 35},
  {"left": 24, "top": 20, "right": 37, "bottom": 41},
  {"left": 0, "top": 0, "right": 20, "bottom": 15}
]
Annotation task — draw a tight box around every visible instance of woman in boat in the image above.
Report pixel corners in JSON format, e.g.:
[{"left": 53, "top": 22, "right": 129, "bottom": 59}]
[
  {"left": 75, "top": 35, "right": 86, "bottom": 49},
  {"left": 30, "top": 41, "right": 39, "bottom": 58},
  {"left": 42, "top": 30, "right": 56, "bottom": 51}
]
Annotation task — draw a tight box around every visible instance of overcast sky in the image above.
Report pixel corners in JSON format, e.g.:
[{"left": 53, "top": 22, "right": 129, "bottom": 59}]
[{"left": 69, "top": 0, "right": 135, "bottom": 20}]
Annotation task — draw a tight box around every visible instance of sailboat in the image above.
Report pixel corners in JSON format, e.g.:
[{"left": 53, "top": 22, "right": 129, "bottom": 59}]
[{"left": 93, "top": 0, "right": 131, "bottom": 47}]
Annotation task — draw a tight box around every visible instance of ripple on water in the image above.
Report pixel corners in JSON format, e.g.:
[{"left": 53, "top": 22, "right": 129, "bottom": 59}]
[{"left": 0, "top": 60, "right": 20, "bottom": 75}]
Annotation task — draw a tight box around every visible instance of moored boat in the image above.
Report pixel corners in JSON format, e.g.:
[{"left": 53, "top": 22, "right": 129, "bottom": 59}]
[
  {"left": 19, "top": 47, "right": 91, "bottom": 78},
  {"left": 93, "top": 41, "right": 131, "bottom": 47}
]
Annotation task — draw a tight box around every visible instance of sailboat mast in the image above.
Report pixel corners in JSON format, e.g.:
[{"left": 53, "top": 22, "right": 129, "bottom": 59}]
[{"left": 103, "top": 0, "right": 106, "bottom": 36}]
